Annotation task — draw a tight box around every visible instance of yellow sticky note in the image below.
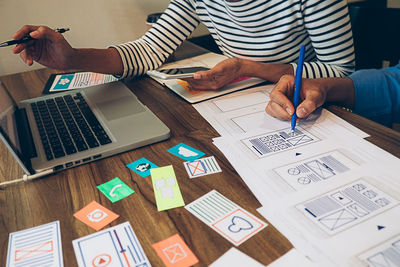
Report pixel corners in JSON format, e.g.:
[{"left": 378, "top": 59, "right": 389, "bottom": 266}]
[{"left": 151, "top": 165, "right": 185, "bottom": 211}]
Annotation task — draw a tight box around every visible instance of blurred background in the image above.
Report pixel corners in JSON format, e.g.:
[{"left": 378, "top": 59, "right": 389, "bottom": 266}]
[{"left": 0, "top": 0, "right": 398, "bottom": 76}]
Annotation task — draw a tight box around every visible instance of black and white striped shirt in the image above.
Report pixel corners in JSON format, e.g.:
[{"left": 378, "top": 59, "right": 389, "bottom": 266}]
[{"left": 111, "top": 0, "right": 355, "bottom": 79}]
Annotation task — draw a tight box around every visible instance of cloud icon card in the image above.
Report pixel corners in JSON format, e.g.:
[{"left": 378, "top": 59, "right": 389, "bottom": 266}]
[{"left": 168, "top": 143, "right": 205, "bottom": 162}]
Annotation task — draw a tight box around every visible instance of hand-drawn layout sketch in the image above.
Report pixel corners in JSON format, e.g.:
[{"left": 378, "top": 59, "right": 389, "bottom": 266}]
[
  {"left": 73, "top": 222, "right": 151, "bottom": 267},
  {"left": 185, "top": 190, "right": 267, "bottom": 246},
  {"left": 6, "top": 221, "right": 63, "bottom": 267},
  {"left": 183, "top": 156, "right": 222, "bottom": 178},
  {"left": 242, "top": 127, "right": 319, "bottom": 158},
  {"left": 297, "top": 179, "right": 399, "bottom": 235},
  {"left": 273, "top": 150, "right": 359, "bottom": 190},
  {"left": 358, "top": 235, "right": 400, "bottom": 267}
]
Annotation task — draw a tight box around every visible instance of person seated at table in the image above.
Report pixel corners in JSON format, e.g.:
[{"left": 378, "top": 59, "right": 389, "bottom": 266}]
[
  {"left": 12, "top": 0, "right": 354, "bottom": 89},
  {"left": 265, "top": 62, "right": 400, "bottom": 127}
]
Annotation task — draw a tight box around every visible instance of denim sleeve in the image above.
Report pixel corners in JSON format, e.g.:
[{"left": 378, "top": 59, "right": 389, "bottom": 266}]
[{"left": 349, "top": 64, "right": 400, "bottom": 127}]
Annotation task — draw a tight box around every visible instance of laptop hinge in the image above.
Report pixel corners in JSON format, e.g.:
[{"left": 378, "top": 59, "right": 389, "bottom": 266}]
[{"left": 15, "top": 107, "right": 37, "bottom": 160}]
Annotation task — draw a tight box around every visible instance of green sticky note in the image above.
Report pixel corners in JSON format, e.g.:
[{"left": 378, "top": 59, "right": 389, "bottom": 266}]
[
  {"left": 151, "top": 165, "right": 185, "bottom": 211},
  {"left": 97, "top": 177, "right": 134, "bottom": 203}
]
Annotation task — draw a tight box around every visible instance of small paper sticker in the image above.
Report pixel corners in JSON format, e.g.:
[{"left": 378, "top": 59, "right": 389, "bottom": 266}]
[{"left": 73, "top": 201, "right": 119, "bottom": 231}]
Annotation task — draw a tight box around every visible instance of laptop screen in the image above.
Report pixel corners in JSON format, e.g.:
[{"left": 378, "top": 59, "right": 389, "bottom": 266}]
[{"left": 0, "top": 81, "right": 29, "bottom": 172}]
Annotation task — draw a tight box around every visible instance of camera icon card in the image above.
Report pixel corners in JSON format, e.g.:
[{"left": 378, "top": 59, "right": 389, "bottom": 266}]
[
  {"left": 73, "top": 201, "right": 119, "bottom": 231},
  {"left": 127, "top": 157, "right": 159, "bottom": 178}
]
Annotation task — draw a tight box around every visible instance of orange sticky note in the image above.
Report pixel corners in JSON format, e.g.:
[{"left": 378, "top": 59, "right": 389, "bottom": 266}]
[
  {"left": 152, "top": 234, "right": 199, "bottom": 267},
  {"left": 73, "top": 201, "right": 119, "bottom": 231}
]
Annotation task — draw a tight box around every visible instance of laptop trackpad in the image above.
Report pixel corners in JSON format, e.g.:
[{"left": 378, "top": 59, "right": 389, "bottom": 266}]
[{"left": 96, "top": 96, "right": 145, "bottom": 121}]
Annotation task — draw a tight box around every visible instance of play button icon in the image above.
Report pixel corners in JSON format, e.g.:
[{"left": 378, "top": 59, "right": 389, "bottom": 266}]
[{"left": 92, "top": 254, "right": 112, "bottom": 267}]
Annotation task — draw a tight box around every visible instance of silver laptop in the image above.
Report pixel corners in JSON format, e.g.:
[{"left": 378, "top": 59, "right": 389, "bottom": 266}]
[{"left": 0, "top": 80, "right": 170, "bottom": 178}]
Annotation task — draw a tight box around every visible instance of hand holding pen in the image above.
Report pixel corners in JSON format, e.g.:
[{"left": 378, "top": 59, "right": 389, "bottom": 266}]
[
  {"left": 6, "top": 25, "right": 74, "bottom": 69},
  {"left": 291, "top": 44, "right": 305, "bottom": 132},
  {"left": 0, "top": 28, "right": 69, "bottom": 47}
]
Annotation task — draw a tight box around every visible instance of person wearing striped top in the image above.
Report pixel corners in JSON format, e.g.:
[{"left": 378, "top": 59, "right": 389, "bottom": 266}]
[{"left": 13, "top": 0, "right": 354, "bottom": 90}]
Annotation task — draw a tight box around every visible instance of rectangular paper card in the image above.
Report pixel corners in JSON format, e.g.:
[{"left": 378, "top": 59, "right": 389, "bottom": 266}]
[
  {"left": 73, "top": 221, "right": 151, "bottom": 267},
  {"left": 167, "top": 143, "right": 205, "bottom": 162},
  {"left": 185, "top": 190, "right": 267, "bottom": 246},
  {"left": 209, "top": 247, "right": 263, "bottom": 267},
  {"left": 6, "top": 221, "right": 64, "bottom": 267},
  {"left": 151, "top": 165, "right": 185, "bottom": 211},
  {"left": 127, "top": 157, "right": 159, "bottom": 178},
  {"left": 183, "top": 156, "right": 222, "bottom": 178},
  {"left": 152, "top": 234, "right": 199, "bottom": 267},
  {"left": 97, "top": 177, "right": 135, "bottom": 203},
  {"left": 73, "top": 201, "right": 119, "bottom": 231}
]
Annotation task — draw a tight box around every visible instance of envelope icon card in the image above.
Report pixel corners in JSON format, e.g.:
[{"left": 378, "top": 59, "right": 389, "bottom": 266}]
[
  {"left": 152, "top": 234, "right": 198, "bottom": 267},
  {"left": 6, "top": 221, "right": 64, "bottom": 267}
]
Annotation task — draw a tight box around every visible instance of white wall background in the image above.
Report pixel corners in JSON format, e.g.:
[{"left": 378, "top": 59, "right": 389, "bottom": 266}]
[
  {"left": 0, "top": 0, "right": 208, "bottom": 76},
  {"left": 1, "top": 0, "right": 395, "bottom": 76}
]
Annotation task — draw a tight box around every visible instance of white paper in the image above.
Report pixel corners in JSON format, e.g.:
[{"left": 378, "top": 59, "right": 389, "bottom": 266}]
[
  {"left": 193, "top": 85, "right": 369, "bottom": 138},
  {"left": 185, "top": 190, "right": 267, "bottom": 246},
  {"left": 267, "top": 248, "right": 316, "bottom": 267},
  {"left": 72, "top": 221, "right": 151, "bottom": 267},
  {"left": 6, "top": 221, "right": 63, "bottom": 267},
  {"left": 259, "top": 167, "right": 400, "bottom": 267},
  {"left": 210, "top": 247, "right": 264, "bottom": 267},
  {"left": 183, "top": 156, "right": 222, "bottom": 178}
]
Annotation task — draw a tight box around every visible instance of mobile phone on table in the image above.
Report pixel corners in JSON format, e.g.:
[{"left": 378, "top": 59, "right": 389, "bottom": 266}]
[{"left": 147, "top": 66, "right": 210, "bottom": 79}]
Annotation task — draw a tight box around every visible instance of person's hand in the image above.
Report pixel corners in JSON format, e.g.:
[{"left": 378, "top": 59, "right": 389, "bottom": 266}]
[
  {"left": 266, "top": 75, "right": 328, "bottom": 120},
  {"left": 182, "top": 58, "right": 244, "bottom": 90},
  {"left": 12, "top": 25, "right": 75, "bottom": 70}
]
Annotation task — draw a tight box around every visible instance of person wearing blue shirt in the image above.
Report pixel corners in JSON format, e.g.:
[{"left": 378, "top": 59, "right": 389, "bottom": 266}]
[{"left": 265, "top": 62, "right": 400, "bottom": 128}]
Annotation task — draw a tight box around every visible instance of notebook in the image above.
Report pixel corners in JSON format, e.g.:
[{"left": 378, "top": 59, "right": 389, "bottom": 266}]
[
  {"left": 0, "top": 80, "right": 170, "bottom": 179},
  {"left": 147, "top": 41, "right": 265, "bottom": 104}
]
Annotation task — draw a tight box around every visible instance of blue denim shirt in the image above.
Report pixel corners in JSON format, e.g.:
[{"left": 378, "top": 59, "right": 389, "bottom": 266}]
[{"left": 349, "top": 62, "right": 400, "bottom": 127}]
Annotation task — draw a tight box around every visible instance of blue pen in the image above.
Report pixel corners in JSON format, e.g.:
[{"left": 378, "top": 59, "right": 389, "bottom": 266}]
[{"left": 291, "top": 44, "right": 306, "bottom": 132}]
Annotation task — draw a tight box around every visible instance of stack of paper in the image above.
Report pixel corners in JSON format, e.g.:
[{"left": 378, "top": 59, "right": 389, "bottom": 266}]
[{"left": 192, "top": 85, "right": 400, "bottom": 266}]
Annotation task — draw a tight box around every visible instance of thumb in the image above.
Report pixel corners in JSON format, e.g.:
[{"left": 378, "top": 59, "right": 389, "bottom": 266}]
[
  {"left": 193, "top": 69, "right": 214, "bottom": 80},
  {"left": 296, "top": 97, "right": 319, "bottom": 118}
]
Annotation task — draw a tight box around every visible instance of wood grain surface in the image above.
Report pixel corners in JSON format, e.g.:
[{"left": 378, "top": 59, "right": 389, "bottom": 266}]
[
  {"left": 1, "top": 68, "right": 399, "bottom": 266},
  {"left": 0, "top": 69, "right": 292, "bottom": 266}
]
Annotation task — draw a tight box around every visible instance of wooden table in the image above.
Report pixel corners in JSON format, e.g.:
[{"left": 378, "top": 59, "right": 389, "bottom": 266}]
[{"left": 1, "top": 68, "right": 399, "bottom": 266}]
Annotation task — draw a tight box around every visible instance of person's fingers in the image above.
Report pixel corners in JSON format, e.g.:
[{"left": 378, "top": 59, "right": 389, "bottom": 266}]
[
  {"left": 19, "top": 50, "right": 33, "bottom": 66},
  {"left": 296, "top": 93, "right": 322, "bottom": 118},
  {"left": 193, "top": 70, "right": 211, "bottom": 80},
  {"left": 13, "top": 25, "right": 39, "bottom": 40},
  {"left": 265, "top": 100, "right": 292, "bottom": 120},
  {"left": 185, "top": 78, "right": 220, "bottom": 90},
  {"left": 269, "top": 75, "right": 295, "bottom": 115},
  {"left": 12, "top": 43, "right": 29, "bottom": 54}
]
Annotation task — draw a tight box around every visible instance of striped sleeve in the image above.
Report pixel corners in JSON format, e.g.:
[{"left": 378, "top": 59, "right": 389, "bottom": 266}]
[
  {"left": 110, "top": 0, "right": 200, "bottom": 78},
  {"left": 293, "top": 0, "right": 355, "bottom": 78}
]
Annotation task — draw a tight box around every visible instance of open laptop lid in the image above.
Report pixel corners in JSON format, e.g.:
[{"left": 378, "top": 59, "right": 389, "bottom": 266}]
[{"left": 0, "top": 81, "right": 33, "bottom": 175}]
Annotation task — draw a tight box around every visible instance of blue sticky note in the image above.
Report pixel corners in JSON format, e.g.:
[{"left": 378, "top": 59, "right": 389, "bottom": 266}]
[
  {"left": 127, "top": 157, "right": 158, "bottom": 178},
  {"left": 168, "top": 143, "right": 205, "bottom": 161}
]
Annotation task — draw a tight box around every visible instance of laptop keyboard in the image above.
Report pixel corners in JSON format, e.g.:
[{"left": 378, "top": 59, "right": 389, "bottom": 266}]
[{"left": 30, "top": 93, "right": 112, "bottom": 160}]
